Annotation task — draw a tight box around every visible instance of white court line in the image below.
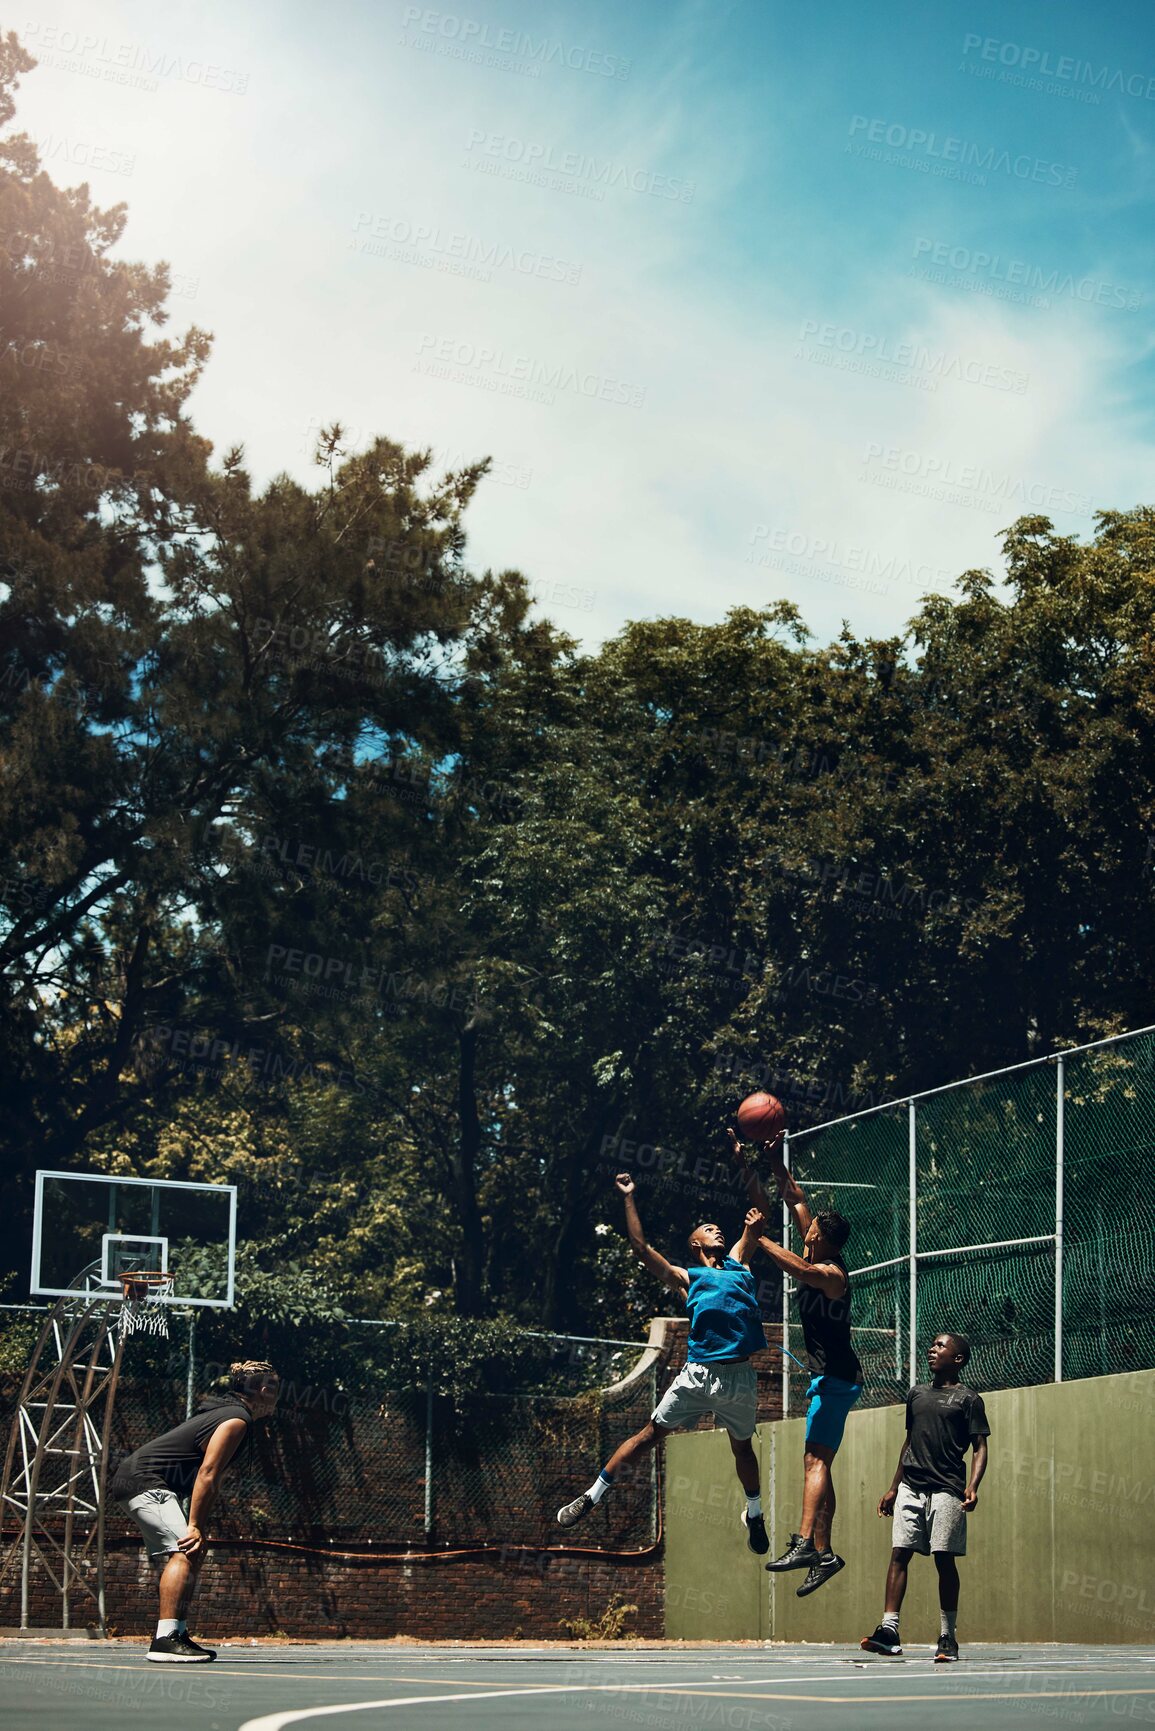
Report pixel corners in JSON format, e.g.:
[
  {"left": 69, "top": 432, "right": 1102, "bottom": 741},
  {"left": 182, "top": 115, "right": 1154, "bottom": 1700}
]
[
  {"left": 237, "top": 1677, "right": 1155, "bottom": 1731},
  {"left": 238, "top": 1687, "right": 588, "bottom": 1731}
]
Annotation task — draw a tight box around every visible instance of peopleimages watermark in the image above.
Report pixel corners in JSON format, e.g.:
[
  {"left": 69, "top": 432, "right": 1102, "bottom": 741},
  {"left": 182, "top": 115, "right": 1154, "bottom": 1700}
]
[
  {"left": 795, "top": 320, "right": 1028, "bottom": 395},
  {"left": 846, "top": 115, "right": 1077, "bottom": 189},
  {"left": 961, "top": 33, "right": 1155, "bottom": 103},
  {"left": 21, "top": 21, "right": 249, "bottom": 93},
  {"left": 351, "top": 212, "right": 582, "bottom": 286},
  {"left": 463, "top": 130, "right": 695, "bottom": 204},
  {"left": 140, "top": 1024, "right": 381, "bottom": 1098},
  {"left": 32, "top": 133, "right": 135, "bottom": 177},
  {"left": 399, "top": 8, "right": 630, "bottom": 79},
  {"left": 859, "top": 443, "right": 1092, "bottom": 518},
  {"left": 909, "top": 236, "right": 1142, "bottom": 313},
  {"left": 746, "top": 526, "right": 954, "bottom": 597},
  {"left": 413, "top": 334, "right": 646, "bottom": 409}
]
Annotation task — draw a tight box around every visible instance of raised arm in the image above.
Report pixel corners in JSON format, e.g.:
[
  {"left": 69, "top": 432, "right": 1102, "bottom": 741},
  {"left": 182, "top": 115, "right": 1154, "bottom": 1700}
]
[
  {"left": 728, "top": 1129, "right": 774, "bottom": 1216},
  {"left": 730, "top": 1206, "right": 766, "bottom": 1264},
  {"left": 180, "top": 1417, "right": 248, "bottom": 1556},
  {"left": 754, "top": 1231, "right": 847, "bottom": 1299},
  {"left": 766, "top": 1144, "right": 813, "bottom": 1240},
  {"left": 615, "top": 1174, "right": 688, "bottom": 1297}
]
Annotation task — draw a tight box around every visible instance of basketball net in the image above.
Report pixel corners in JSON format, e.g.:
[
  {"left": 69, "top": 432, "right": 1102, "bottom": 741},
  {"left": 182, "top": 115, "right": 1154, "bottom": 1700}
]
[{"left": 117, "top": 1272, "right": 175, "bottom": 1340}]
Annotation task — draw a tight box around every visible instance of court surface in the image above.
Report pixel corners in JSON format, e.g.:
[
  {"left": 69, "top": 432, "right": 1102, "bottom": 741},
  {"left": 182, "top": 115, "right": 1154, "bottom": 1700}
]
[{"left": 2, "top": 1641, "right": 1155, "bottom": 1731}]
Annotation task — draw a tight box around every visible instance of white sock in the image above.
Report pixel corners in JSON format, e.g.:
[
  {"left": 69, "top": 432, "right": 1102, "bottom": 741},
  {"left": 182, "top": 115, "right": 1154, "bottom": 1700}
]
[
  {"left": 745, "top": 1494, "right": 762, "bottom": 1519},
  {"left": 587, "top": 1471, "right": 613, "bottom": 1505},
  {"left": 175, "top": 1620, "right": 188, "bottom": 1635},
  {"left": 156, "top": 1619, "right": 179, "bottom": 1639},
  {"left": 941, "top": 1609, "right": 957, "bottom": 1639},
  {"left": 882, "top": 1612, "right": 900, "bottom": 1634}
]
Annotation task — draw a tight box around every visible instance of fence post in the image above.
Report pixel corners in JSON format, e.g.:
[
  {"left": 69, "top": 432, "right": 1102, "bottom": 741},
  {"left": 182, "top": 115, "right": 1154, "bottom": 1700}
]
[
  {"left": 185, "top": 1312, "right": 196, "bottom": 1419},
  {"left": 908, "top": 1100, "right": 918, "bottom": 1387},
  {"left": 781, "top": 1130, "right": 791, "bottom": 1419},
  {"left": 423, "top": 1371, "right": 434, "bottom": 1539},
  {"left": 1055, "top": 1055, "right": 1065, "bottom": 1384}
]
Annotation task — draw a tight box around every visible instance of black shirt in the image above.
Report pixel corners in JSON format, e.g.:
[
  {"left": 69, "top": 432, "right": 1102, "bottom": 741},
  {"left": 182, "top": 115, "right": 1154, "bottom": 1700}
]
[
  {"left": 796, "top": 1261, "right": 863, "bottom": 1384},
  {"left": 110, "top": 1396, "right": 252, "bottom": 1500},
  {"left": 902, "top": 1382, "right": 990, "bottom": 1498}
]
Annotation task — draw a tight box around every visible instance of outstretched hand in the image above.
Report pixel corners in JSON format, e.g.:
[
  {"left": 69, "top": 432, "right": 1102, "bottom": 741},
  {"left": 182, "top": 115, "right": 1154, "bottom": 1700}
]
[
  {"left": 761, "top": 1127, "right": 786, "bottom": 1164},
  {"left": 744, "top": 1205, "right": 766, "bottom": 1233},
  {"left": 614, "top": 1172, "right": 635, "bottom": 1196},
  {"left": 729, "top": 1126, "right": 785, "bottom": 1165}
]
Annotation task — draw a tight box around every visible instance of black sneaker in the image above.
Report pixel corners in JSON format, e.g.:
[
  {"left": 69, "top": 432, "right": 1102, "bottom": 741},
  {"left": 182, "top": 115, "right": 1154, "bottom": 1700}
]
[
  {"left": 741, "top": 1509, "right": 769, "bottom": 1555},
  {"left": 556, "top": 1491, "right": 594, "bottom": 1528},
  {"left": 935, "top": 1633, "right": 959, "bottom": 1663},
  {"left": 860, "top": 1624, "right": 903, "bottom": 1657},
  {"left": 176, "top": 1632, "right": 216, "bottom": 1661},
  {"left": 765, "top": 1534, "right": 818, "bottom": 1572},
  {"left": 797, "top": 1551, "right": 845, "bottom": 1597},
  {"left": 146, "top": 1634, "right": 213, "bottom": 1663}
]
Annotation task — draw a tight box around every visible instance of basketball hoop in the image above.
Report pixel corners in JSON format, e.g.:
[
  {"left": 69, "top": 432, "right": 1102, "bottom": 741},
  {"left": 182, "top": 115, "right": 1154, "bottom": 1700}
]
[{"left": 117, "top": 1271, "right": 175, "bottom": 1340}]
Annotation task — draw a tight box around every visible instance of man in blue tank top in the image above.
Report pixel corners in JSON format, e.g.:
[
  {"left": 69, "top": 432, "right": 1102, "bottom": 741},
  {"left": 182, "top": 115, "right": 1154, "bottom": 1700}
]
[{"left": 556, "top": 1173, "right": 771, "bottom": 1556}]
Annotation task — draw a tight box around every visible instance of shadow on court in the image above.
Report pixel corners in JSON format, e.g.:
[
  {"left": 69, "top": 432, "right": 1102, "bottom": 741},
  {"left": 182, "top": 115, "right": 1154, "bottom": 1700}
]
[{"left": 2, "top": 1640, "right": 1154, "bottom": 1730}]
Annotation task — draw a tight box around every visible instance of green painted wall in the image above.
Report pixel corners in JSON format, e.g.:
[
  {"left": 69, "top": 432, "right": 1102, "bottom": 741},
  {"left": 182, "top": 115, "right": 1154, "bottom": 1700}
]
[{"left": 665, "top": 1369, "right": 1155, "bottom": 1644}]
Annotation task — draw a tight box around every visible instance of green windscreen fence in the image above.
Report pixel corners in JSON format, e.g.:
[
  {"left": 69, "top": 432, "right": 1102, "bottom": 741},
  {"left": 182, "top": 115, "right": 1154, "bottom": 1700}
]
[{"left": 784, "top": 1028, "right": 1155, "bottom": 1413}]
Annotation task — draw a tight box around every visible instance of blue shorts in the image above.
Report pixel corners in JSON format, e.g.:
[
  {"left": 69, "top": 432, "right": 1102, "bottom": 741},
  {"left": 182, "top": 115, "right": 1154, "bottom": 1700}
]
[{"left": 804, "top": 1374, "right": 862, "bottom": 1452}]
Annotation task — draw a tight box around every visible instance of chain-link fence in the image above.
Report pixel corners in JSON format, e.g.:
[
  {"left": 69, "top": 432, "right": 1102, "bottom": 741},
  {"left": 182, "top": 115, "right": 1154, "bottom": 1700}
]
[
  {"left": 781, "top": 1025, "right": 1155, "bottom": 1413},
  {"left": 0, "top": 1328, "right": 659, "bottom": 1558}
]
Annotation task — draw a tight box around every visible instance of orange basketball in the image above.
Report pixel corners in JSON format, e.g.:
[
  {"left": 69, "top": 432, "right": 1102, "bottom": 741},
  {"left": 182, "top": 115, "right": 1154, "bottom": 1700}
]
[{"left": 736, "top": 1092, "right": 786, "bottom": 1142}]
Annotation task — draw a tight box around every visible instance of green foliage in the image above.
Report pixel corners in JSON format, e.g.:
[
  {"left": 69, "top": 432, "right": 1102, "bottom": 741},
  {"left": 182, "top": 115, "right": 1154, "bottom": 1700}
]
[{"left": 0, "top": 1309, "right": 39, "bottom": 1378}]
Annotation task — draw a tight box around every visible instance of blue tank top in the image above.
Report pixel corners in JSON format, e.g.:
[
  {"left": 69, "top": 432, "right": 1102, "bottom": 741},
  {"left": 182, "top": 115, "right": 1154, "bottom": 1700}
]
[{"left": 685, "top": 1258, "right": 766, "bottom": 1363}]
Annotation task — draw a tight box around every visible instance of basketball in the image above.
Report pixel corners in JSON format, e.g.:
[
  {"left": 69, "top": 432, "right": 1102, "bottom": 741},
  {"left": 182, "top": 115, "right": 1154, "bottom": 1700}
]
[{"left": 736, "top": 1091, "right": 786, "bottom": 1142}]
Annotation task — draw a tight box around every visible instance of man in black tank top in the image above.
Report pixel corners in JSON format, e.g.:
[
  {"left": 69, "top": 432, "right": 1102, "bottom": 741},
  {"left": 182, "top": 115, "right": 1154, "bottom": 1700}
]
[
  {"left": 732, "top": 1130, "right": 863, "bottom": 1599},
  {"left": 110, "top": 1359, "right": 280, "bottom": 1663}
]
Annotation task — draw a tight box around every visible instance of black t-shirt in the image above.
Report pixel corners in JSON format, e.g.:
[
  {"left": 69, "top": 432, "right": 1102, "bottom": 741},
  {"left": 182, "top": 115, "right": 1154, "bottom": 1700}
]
[
  {"left": 110, "top": 1396, "right": 252, "bottom": 1500},
  {"left": 902, "top": 1382, "right": 990, "bottom": 1498},
  {"left": 797, "top": 1261, "right": 863, "bottom": 1385}
]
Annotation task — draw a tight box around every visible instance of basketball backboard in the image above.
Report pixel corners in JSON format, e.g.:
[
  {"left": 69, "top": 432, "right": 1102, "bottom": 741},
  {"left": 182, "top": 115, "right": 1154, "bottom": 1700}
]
[{"left": 30, "top": 1170, "right": 237, "bottom": 1307}]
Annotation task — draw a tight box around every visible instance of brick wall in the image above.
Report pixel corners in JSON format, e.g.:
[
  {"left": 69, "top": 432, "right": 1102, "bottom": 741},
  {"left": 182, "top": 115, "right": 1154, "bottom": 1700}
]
[
  {"left": 125, "top": 1543, "right": 662, "bottom": 1640},
  {"left": 0, "top": 1540, "right": 664, "bottom": 1640}
]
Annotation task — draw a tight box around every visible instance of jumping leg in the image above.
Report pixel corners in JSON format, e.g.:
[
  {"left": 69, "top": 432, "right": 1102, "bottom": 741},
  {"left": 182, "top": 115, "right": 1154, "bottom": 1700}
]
[{"left": 800, "top": 1443, "right": 835, "bottom": 1543}]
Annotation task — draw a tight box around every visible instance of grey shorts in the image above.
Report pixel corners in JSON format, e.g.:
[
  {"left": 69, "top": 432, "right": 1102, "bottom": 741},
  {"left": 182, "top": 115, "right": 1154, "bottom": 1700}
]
[
  {"left": 892, "top": 1480, "right": 967, "bottom": 1556},
  {"left": 652, "top": 1361, "right": 757, "bottom": 1441},
  {"left": 119, "top": 1487, "right": 190, "bottom": 1562}
]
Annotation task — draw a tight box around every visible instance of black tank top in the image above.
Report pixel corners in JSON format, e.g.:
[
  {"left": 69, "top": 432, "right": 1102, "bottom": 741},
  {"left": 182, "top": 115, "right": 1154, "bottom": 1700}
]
[
  {"left": 110, "top": 1397, "right": 252, "bottom": 1499},
  {"left": 796, "top": 1262, "right": 863, "bottom": 1383}
]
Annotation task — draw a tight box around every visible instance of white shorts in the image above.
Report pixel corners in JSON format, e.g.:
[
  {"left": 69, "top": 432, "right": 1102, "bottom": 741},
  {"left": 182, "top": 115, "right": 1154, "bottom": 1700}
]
[
  {"left": 892, "top": 1480, "right": 967, "bottom": 1556},
  {"left": 652, "top": 1361, "right": 757, "bottom": 1441},
  {"left": 119, "top": 1487, "right": 190, "bottom": 1562}
]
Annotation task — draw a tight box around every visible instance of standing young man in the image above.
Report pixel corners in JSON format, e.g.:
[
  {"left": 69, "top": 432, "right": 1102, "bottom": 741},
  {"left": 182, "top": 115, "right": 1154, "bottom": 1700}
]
[
  {"left": 110, "top": 1359, "right": 281, "bottom": 1662},
  {"left": 861, "top": 1331, "right": 989, "bottom": 1662},
  {"left": 732, "top": 1130, "right": 863, "bottom": 1598},
  {"left": 556, "top": 1174, "right": 772, "bottom": 1556}
]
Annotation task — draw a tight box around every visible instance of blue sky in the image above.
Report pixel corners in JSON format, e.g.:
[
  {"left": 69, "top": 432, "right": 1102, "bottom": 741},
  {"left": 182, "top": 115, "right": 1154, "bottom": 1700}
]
[{"left": 12, "top": 0, "right": 1155, "bottom": 647}]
